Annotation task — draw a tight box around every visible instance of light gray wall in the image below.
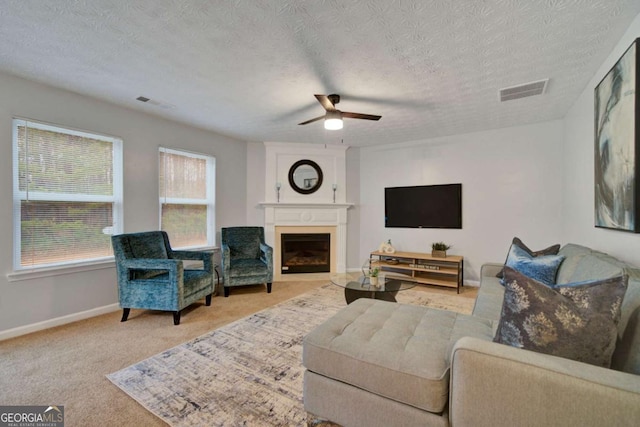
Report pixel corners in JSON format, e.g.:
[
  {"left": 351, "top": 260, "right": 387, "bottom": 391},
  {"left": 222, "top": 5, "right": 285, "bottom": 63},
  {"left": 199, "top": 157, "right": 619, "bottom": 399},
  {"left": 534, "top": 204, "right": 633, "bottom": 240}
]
[
  {"left": 358, "top": 121, "right": 565, "bottom": 283},
  {"left": 0, "top": 72, "right": 248, "bottom": 334},
  {"left": 345, "top": 147, "right": 361, "bottom": 269},
  {"left": 246, "top": 142, "right": 267, "bottom": 225},
  {"left": 561, "top": 13, "right": 640, "bottom": 267}
]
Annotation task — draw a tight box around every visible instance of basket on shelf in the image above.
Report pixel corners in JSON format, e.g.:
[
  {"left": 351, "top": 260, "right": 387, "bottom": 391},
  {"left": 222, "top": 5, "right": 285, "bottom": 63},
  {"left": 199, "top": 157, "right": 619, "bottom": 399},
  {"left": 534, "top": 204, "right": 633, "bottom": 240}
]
[{"left": 431, "top": 242, "right": 451, "bottom": 258}]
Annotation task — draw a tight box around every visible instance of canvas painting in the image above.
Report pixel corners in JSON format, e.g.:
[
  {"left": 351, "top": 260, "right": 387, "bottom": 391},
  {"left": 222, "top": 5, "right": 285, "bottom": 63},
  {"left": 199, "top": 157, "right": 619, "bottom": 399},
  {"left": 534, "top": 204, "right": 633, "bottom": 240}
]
[{"left": 594, "top": 38, "right": 640, "bottom": 232}]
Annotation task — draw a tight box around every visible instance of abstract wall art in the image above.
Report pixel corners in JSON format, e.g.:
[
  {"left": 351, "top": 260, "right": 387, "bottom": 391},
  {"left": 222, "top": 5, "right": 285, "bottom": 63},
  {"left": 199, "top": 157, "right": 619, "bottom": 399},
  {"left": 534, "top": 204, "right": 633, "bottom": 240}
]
[{"left": 594, "top": 38, "right": 640, "bottom": 232}]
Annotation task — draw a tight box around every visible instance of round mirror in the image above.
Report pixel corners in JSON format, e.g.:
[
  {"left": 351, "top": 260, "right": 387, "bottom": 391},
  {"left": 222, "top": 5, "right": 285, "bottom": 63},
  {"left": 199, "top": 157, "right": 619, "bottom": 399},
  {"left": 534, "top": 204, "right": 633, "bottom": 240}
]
[{"left": 288, "top": 159, "right": 323, "bottom": 194}]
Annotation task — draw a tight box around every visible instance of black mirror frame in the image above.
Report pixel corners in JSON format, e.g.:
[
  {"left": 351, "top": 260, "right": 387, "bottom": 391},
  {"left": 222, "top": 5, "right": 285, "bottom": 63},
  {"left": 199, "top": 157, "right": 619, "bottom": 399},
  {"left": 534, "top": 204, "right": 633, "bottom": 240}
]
[{"left": 288, "top": 159, "right": 323, "bottom": 195}]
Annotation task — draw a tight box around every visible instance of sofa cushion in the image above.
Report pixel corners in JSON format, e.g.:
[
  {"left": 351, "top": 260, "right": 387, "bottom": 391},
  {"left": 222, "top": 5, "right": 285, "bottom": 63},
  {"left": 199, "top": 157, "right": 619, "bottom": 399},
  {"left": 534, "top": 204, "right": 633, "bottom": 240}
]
[
  {"left": 566, "top": 254, "right": 624, "bottom": 284},
  {"left": 497, "top": 237, "right": 560, "bottom": 279},
  {"left": 494, "top": 267, "right": 628, "bottom": 368},
  {"left": 303, "top": 299, "right": 494, "bottom": 413},
  {"left": 502, "top": 244, "right": 565, "bottom": 286},
  {"left": 555, "top": 244, "right": 592, "bottom": 283}
]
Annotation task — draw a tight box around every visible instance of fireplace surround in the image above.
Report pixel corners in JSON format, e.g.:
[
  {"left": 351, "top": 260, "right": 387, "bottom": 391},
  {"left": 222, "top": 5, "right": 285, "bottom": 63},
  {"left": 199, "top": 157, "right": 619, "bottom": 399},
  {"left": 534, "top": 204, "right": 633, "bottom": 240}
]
[
  {"left": 281, "top": 233, "right": 330, "bottom": 273},
  {"left": 259, "top": 210, "right": 350, "bottom": 276}
]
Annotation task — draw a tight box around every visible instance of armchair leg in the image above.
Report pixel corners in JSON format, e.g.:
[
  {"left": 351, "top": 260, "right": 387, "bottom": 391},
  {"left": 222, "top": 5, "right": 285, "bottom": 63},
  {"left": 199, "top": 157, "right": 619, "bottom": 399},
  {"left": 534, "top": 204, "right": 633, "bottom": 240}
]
[
  {"left": 173, "top": 311, "right": 181, "bottom": 325},
  {"left": 206, "top": 294, "right": 212, "bottom": 306},
  {"left": 267, "top": 282, "right": 272, "bottom": 293},
  {"left": 121, "top": 308, "right": 130, "bottom": 322},
  {"left": 224, "top": 287, "right": 230, "bottom": 297}
]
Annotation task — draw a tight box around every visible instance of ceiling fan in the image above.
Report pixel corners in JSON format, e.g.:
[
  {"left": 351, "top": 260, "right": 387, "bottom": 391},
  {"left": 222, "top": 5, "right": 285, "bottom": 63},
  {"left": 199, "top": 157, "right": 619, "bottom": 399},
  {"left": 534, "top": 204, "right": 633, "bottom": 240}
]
[{"left": 298, "top": 94, "right": 382, "bottom": 130}]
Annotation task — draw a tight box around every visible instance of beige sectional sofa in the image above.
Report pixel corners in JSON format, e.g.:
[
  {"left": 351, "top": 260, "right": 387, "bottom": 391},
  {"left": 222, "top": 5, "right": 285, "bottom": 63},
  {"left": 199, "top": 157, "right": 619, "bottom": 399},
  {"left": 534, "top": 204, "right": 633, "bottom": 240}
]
[{"left": 302, "top": 244, "right": 640, "bottom": 426}]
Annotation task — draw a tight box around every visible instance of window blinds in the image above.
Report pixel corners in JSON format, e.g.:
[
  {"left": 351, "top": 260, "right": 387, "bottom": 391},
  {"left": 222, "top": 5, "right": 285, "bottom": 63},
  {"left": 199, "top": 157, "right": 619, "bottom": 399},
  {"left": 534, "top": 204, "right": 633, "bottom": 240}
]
[
  {"left": 13, "top": 119, "right": 122, "bottom": 269},
  {"left": 159, "top": 147, "right": 215, "bottom": 248}
]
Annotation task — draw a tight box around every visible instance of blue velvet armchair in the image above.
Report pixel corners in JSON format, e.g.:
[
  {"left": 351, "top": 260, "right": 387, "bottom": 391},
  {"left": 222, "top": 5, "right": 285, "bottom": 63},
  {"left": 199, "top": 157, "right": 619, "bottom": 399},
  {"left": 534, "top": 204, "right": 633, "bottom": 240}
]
[
  {"left": 221, "top": 226, "right": 273, "bottom": 297},
  {"left": 111, "top": 231, "right": 215, "bottom": 325}
]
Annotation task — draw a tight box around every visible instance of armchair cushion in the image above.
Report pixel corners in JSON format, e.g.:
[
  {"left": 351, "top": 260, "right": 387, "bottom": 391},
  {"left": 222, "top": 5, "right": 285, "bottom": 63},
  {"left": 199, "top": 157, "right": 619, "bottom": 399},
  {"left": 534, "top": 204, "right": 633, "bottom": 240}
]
[
  {"left": 231, "top": 237, "right": 261, "bottom": 259},
  {"left": 183, "top": 270, "right": 214, "bottom": 297},
  {"left": 120, "top": 233, "right": 170, "bottom": 280},
  {"left": 129, "top": 234, "right": 169, "bottom": 259},
  {"left": 228, "top": 258, "right": 269, "bottom": 278}
]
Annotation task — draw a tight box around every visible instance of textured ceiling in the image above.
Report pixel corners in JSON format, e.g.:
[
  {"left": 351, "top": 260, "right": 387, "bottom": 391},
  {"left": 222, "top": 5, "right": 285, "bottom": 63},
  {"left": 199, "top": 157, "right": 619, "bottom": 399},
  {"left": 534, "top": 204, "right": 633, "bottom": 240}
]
[{"left": 1, "top": 0, "right": 639, "bottom": 147}]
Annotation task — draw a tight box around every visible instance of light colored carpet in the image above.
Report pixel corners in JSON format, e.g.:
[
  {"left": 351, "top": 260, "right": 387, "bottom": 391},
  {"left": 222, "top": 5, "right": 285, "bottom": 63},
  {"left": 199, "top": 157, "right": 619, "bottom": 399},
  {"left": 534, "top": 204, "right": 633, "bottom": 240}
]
[{"left": 107, "top": 284, "right": 475, "bottom": 426}]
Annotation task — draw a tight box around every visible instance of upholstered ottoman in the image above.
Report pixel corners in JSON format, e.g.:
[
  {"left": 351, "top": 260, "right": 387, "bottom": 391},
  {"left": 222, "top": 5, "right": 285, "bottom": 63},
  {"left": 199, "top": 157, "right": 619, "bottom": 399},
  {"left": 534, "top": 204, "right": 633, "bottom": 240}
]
[{"left": 302, "top": 298, "right": 494, "bottom": 426}]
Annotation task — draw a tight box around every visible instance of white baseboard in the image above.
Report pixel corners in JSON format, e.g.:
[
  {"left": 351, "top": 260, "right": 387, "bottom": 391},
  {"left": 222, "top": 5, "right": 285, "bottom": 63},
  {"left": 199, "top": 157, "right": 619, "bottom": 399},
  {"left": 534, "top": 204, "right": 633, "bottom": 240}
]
[{"left": 0, "top": 303, "right": 120, "bottom": 342}]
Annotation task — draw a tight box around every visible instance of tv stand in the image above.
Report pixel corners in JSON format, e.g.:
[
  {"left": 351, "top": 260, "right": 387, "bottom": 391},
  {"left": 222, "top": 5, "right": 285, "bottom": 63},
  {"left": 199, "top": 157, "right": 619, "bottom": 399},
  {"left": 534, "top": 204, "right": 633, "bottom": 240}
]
[{"left": 370, "top": 250, "right": 463, "bottom": 293}]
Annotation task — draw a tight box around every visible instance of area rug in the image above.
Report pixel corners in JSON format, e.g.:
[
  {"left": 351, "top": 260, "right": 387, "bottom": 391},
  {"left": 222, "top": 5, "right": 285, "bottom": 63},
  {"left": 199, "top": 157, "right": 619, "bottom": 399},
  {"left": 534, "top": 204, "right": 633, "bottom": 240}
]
[{"left": 107, "top": 284, "right": 474, "bottom": 426}]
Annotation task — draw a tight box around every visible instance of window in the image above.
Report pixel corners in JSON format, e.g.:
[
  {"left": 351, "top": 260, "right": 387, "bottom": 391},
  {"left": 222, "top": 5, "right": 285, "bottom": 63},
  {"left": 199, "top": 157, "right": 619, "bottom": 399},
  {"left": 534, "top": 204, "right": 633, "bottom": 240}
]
[
  {"left": 13, "top": 119, "right": 123, "bottom": 270},
  {"left": 159, "top": 147, "right": 215, "bottom": 248}
]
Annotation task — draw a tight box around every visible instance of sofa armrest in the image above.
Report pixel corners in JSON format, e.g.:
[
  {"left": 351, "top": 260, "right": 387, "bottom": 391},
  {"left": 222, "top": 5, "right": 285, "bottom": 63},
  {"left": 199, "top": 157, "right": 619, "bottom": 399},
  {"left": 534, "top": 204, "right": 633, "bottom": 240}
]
[
  {"left": 449, "top": 337, "right": 640, "bottom": 427},
  {"left": 480, "top": 262, "right": 503, "bottom": 278}
]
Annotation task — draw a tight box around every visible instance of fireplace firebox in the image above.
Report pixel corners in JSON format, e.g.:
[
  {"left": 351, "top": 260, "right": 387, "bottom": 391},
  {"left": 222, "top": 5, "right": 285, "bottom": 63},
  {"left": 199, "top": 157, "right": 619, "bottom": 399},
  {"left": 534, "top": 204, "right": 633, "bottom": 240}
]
[{"left": 281, "top": 233, "right": 330, "bottom": 273}]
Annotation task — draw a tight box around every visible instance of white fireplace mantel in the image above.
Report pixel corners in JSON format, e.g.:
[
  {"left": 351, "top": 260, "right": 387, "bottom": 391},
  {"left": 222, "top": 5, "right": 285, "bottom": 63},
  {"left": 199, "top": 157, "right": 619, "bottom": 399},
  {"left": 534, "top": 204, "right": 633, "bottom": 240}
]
[
  {"left": 259, "top": 202, "right": 353, "bottom": 273},
  {"left": 259, "top": 202, "right": 353, "bottom": 209}
]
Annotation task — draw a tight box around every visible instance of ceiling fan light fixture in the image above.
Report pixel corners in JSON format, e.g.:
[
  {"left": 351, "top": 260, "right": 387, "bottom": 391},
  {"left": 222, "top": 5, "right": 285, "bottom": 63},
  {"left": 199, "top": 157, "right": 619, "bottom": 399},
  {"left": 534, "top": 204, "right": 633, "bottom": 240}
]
[{"left": 324, "top": 111, "right": 343, "bottom": 130}]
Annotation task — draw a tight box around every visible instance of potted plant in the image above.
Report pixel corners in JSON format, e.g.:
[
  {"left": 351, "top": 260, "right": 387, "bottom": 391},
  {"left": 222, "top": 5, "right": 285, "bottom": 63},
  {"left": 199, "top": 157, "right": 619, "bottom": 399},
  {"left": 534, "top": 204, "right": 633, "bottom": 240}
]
[
  {"left": 431, "top": 242, "right": 451, "bottom": 258},
  {"left": 369, "top": 267, "right": 380, "bottom": 286}
]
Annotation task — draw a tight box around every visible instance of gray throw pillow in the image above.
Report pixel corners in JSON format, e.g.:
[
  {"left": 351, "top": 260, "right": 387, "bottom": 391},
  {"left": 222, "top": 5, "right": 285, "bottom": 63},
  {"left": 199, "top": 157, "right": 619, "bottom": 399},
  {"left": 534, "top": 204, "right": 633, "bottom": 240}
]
[
  {"left": 494, "top": 267, "right": 628, "bottom": 368},
  {"left": 496, "top": 237, "right": 560, "bottom": 279}
]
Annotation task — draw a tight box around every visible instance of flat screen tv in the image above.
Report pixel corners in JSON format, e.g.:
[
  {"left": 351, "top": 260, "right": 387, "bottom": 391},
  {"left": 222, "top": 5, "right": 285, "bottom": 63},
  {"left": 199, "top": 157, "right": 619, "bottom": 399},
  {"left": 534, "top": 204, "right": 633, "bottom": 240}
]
[{"left": 385, "top": 183, "right": 462, "bottom": 229}]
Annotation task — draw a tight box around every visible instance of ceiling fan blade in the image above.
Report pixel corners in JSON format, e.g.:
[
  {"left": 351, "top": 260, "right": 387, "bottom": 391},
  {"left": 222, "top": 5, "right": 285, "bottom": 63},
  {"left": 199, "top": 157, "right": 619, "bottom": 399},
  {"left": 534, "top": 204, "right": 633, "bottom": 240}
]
[
  {"left": 315, "top": 94, "right": 336, "bottom": 112},
  {"left": 342, "top": 111, "right": 382, "bottom": 121},
  {"left": 298, "top": 115, "right": 325, "bottom": 125}
]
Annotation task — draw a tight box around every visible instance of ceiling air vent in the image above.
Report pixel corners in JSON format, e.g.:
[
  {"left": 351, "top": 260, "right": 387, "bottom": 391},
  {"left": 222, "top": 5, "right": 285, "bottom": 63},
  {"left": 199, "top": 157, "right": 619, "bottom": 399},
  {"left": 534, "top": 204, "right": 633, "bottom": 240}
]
[
  {"left": 499, "top": 79, "right": 549, "bottom": 102},
  {"left": 135, "top": 95, "right": 175, "bottom": 109}
]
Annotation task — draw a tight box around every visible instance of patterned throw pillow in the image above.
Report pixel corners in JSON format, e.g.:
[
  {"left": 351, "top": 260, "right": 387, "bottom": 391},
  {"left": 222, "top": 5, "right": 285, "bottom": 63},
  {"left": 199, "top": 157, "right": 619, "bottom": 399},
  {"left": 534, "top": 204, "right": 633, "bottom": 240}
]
[
  {"left": 501, "top": 244, "right": 565, "bottom": 286},
  {"left": 496, "top": 237, "right": 560, "bottom": 279},
  {"left": 494, "top": 267, "right": 628, "bottom": 368}
]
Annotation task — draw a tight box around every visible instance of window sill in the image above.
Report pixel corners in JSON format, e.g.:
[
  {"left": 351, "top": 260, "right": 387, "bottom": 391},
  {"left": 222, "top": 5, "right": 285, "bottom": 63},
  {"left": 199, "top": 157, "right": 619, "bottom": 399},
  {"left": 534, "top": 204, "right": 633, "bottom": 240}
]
[
  {"left": 176, "top": 246, "right": 220, "bottom": 252},
  {"left": 7, "top": 259, "right": 116, "bottom": 282},
  {"left": 7, "top": 247, "right": 220, "bottom": 282}
]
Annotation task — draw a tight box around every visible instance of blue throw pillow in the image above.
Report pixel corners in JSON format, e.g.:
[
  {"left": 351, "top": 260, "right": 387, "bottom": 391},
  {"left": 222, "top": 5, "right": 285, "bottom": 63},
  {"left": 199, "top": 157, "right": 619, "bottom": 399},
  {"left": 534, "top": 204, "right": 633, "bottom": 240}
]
[
  {"left": 496, "top": 237, "right": 560, "bottom": 279},
  {"left": 502, "top": 244, "right": 565, "bottom": 286}
]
